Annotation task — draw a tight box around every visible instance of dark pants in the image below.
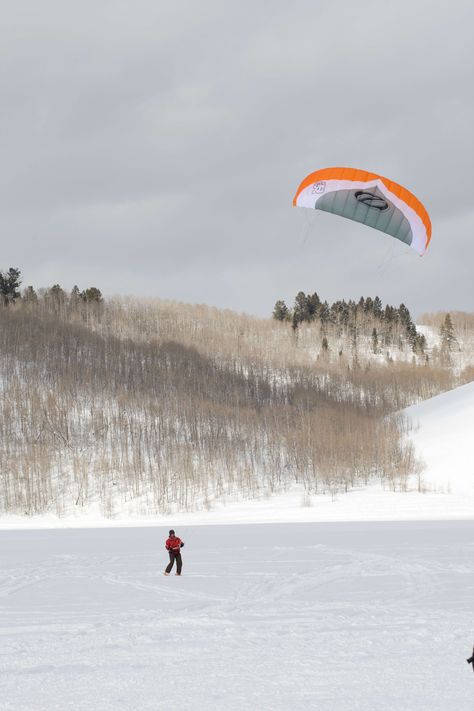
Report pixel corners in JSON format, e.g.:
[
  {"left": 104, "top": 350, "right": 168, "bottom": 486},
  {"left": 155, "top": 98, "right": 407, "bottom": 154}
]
[{"left": 165, "top": 551, "right": 182, "bottom": 574}]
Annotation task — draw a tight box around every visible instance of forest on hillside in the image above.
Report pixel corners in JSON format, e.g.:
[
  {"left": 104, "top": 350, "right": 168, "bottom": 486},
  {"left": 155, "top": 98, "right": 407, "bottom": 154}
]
[{"left": 0, "top": 272, "right": 472, "bottom": 518}]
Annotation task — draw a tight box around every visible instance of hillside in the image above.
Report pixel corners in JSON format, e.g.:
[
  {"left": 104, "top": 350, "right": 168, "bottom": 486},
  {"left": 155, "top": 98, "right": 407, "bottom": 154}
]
[
  {"left": 405, "top": 380, "right": 474, "bottom": 495},
  {"left": 0, "top": 293, "right": 473, "bottom": 522}
]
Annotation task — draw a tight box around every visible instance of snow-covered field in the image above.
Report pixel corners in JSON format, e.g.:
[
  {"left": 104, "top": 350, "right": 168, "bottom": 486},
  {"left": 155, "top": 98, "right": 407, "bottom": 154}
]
[{"left": 1, "top": 521, "right": 473, "bottom": 711}]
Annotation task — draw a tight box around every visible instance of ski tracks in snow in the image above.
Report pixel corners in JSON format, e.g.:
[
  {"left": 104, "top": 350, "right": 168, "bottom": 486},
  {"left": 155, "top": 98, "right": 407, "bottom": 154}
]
[{"left": 0, "top": 523, "right": 473, "bottom": 711}]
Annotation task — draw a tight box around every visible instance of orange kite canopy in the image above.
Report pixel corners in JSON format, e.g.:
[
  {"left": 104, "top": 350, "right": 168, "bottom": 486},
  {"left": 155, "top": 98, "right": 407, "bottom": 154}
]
[{"left": 293, "top": 167, "right": 431, "bottom": 255}]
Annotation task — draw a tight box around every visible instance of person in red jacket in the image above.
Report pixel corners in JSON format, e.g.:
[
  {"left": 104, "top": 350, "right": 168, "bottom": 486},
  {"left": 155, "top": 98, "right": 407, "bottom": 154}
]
[{"left": 164, "top": 530, "right": 184, "bottom": 576}]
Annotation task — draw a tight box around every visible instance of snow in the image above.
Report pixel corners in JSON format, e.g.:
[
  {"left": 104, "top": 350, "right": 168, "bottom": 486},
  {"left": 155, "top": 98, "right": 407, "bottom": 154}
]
[
  {"left": 405, "top": 380, "right": 474, "bottom": 496},
  {"left": 2, "top": 483, "right": 474, "bottom": 530},
  {"left": 1, "top": 381, "right": 474, "bottom": 708},
  {"left": 416, "top": 324, "right": 439, "bottom": 350},
  {"left": 0, "top": 522, "right": 473, "bottom": 711}
]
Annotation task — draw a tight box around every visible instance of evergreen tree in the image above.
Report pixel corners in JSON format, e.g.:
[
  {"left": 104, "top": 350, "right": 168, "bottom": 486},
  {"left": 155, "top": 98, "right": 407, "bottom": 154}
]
[
  {"left": 406, "top": 322, "right": 418, "bottom": 351},
  {"left": 373, "top": 295, "right": 383, "bottom": 319},
  {"left": 330, "top": 300, "right": 341, "bottom": 322},
  {"left": 0, "top": 267, "right": 21, "bottom": 306},
  {"left": 339, "top": 301, "right": 350, "bottom": 327},
  {"left": 440, "top": 313, "right": 457, "bottom": 352},
  {"left": 371, "top": 328, "right": 379, "bottom": 354},
  {"left": 413, "top": 332, "right": 426, "bottom": 356},
  {"left": 364, "top": 297, "right": 374, "bottom": 314},
  {"left": 384, "top": 305, "right": 395, "bottom": 323},
  {"left": 293, "top": 291, "right": 310, "bottom": 324},
  {"left": 307, "top": 292, "right": 321, "bottom": 320},
  {"left": 319, "top": 301, "right": 330, "bottom": 323},
  {"left": 82, "top": 287, "right": 103, "bottom": 303},
  {"left": 291, "top": 309, "right": 299, "bottom": 332},
  {"left": 319, "top": 301, "right": 330, "bottom": 333},
  {"left": 398, "top": 303, "right": 412, "bottom": 328},
  {"left": 272, "top": 300, "right": 289, "bottom": 321}
]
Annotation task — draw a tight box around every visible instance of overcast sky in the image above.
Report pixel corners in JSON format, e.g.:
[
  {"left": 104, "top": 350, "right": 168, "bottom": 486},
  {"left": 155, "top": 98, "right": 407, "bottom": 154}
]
[{"left": 1, "top": 0, "right": 473, "bottom": 317}]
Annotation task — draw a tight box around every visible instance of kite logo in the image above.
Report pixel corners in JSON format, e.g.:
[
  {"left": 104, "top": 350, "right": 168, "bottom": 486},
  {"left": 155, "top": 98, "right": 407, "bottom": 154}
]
[
  {"left": 354, "top": 190, "right": 389, "bottom": 212},
  {"left": 312, "top": 181, "right": 326, "bottom": 194}
]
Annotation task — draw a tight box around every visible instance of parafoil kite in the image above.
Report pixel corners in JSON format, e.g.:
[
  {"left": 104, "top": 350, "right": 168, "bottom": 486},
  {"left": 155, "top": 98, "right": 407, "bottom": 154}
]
[{"left": 293, "top": 167, "right": 431, "bottom": 255}]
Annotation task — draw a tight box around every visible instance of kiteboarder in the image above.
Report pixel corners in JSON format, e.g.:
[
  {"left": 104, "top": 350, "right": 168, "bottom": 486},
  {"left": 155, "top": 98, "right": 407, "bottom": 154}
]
[{"left": 164, "top": 530, "right": 184, "bottom": 576}]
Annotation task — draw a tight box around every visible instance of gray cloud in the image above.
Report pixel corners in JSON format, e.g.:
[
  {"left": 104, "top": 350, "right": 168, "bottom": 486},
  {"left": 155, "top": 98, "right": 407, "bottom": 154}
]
[{"left": 1, "top": 0, "right": 473, "bottom": 317}]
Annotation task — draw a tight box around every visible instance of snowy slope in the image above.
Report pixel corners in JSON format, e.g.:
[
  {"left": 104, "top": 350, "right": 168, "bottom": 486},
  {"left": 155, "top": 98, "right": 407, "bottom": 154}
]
[{"left": 405, "top": 380, "right": 474, "bottom": 495}]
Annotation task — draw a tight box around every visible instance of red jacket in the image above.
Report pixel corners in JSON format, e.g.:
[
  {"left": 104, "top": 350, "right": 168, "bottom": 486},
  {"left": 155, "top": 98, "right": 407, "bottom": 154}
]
[{"left": 165, "top": 536, "right": 183, "bottom": 553}]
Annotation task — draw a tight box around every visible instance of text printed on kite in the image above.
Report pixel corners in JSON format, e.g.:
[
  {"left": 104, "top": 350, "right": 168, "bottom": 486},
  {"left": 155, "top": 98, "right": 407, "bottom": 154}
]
[{"left": 293, "top": 167, "right": 431, "bottom": 256}]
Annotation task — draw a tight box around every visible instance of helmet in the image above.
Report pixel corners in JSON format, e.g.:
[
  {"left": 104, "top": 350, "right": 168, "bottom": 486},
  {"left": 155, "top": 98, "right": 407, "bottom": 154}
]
[{"left": 169, "top": 530, "right": 175, "bottom": 535}]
